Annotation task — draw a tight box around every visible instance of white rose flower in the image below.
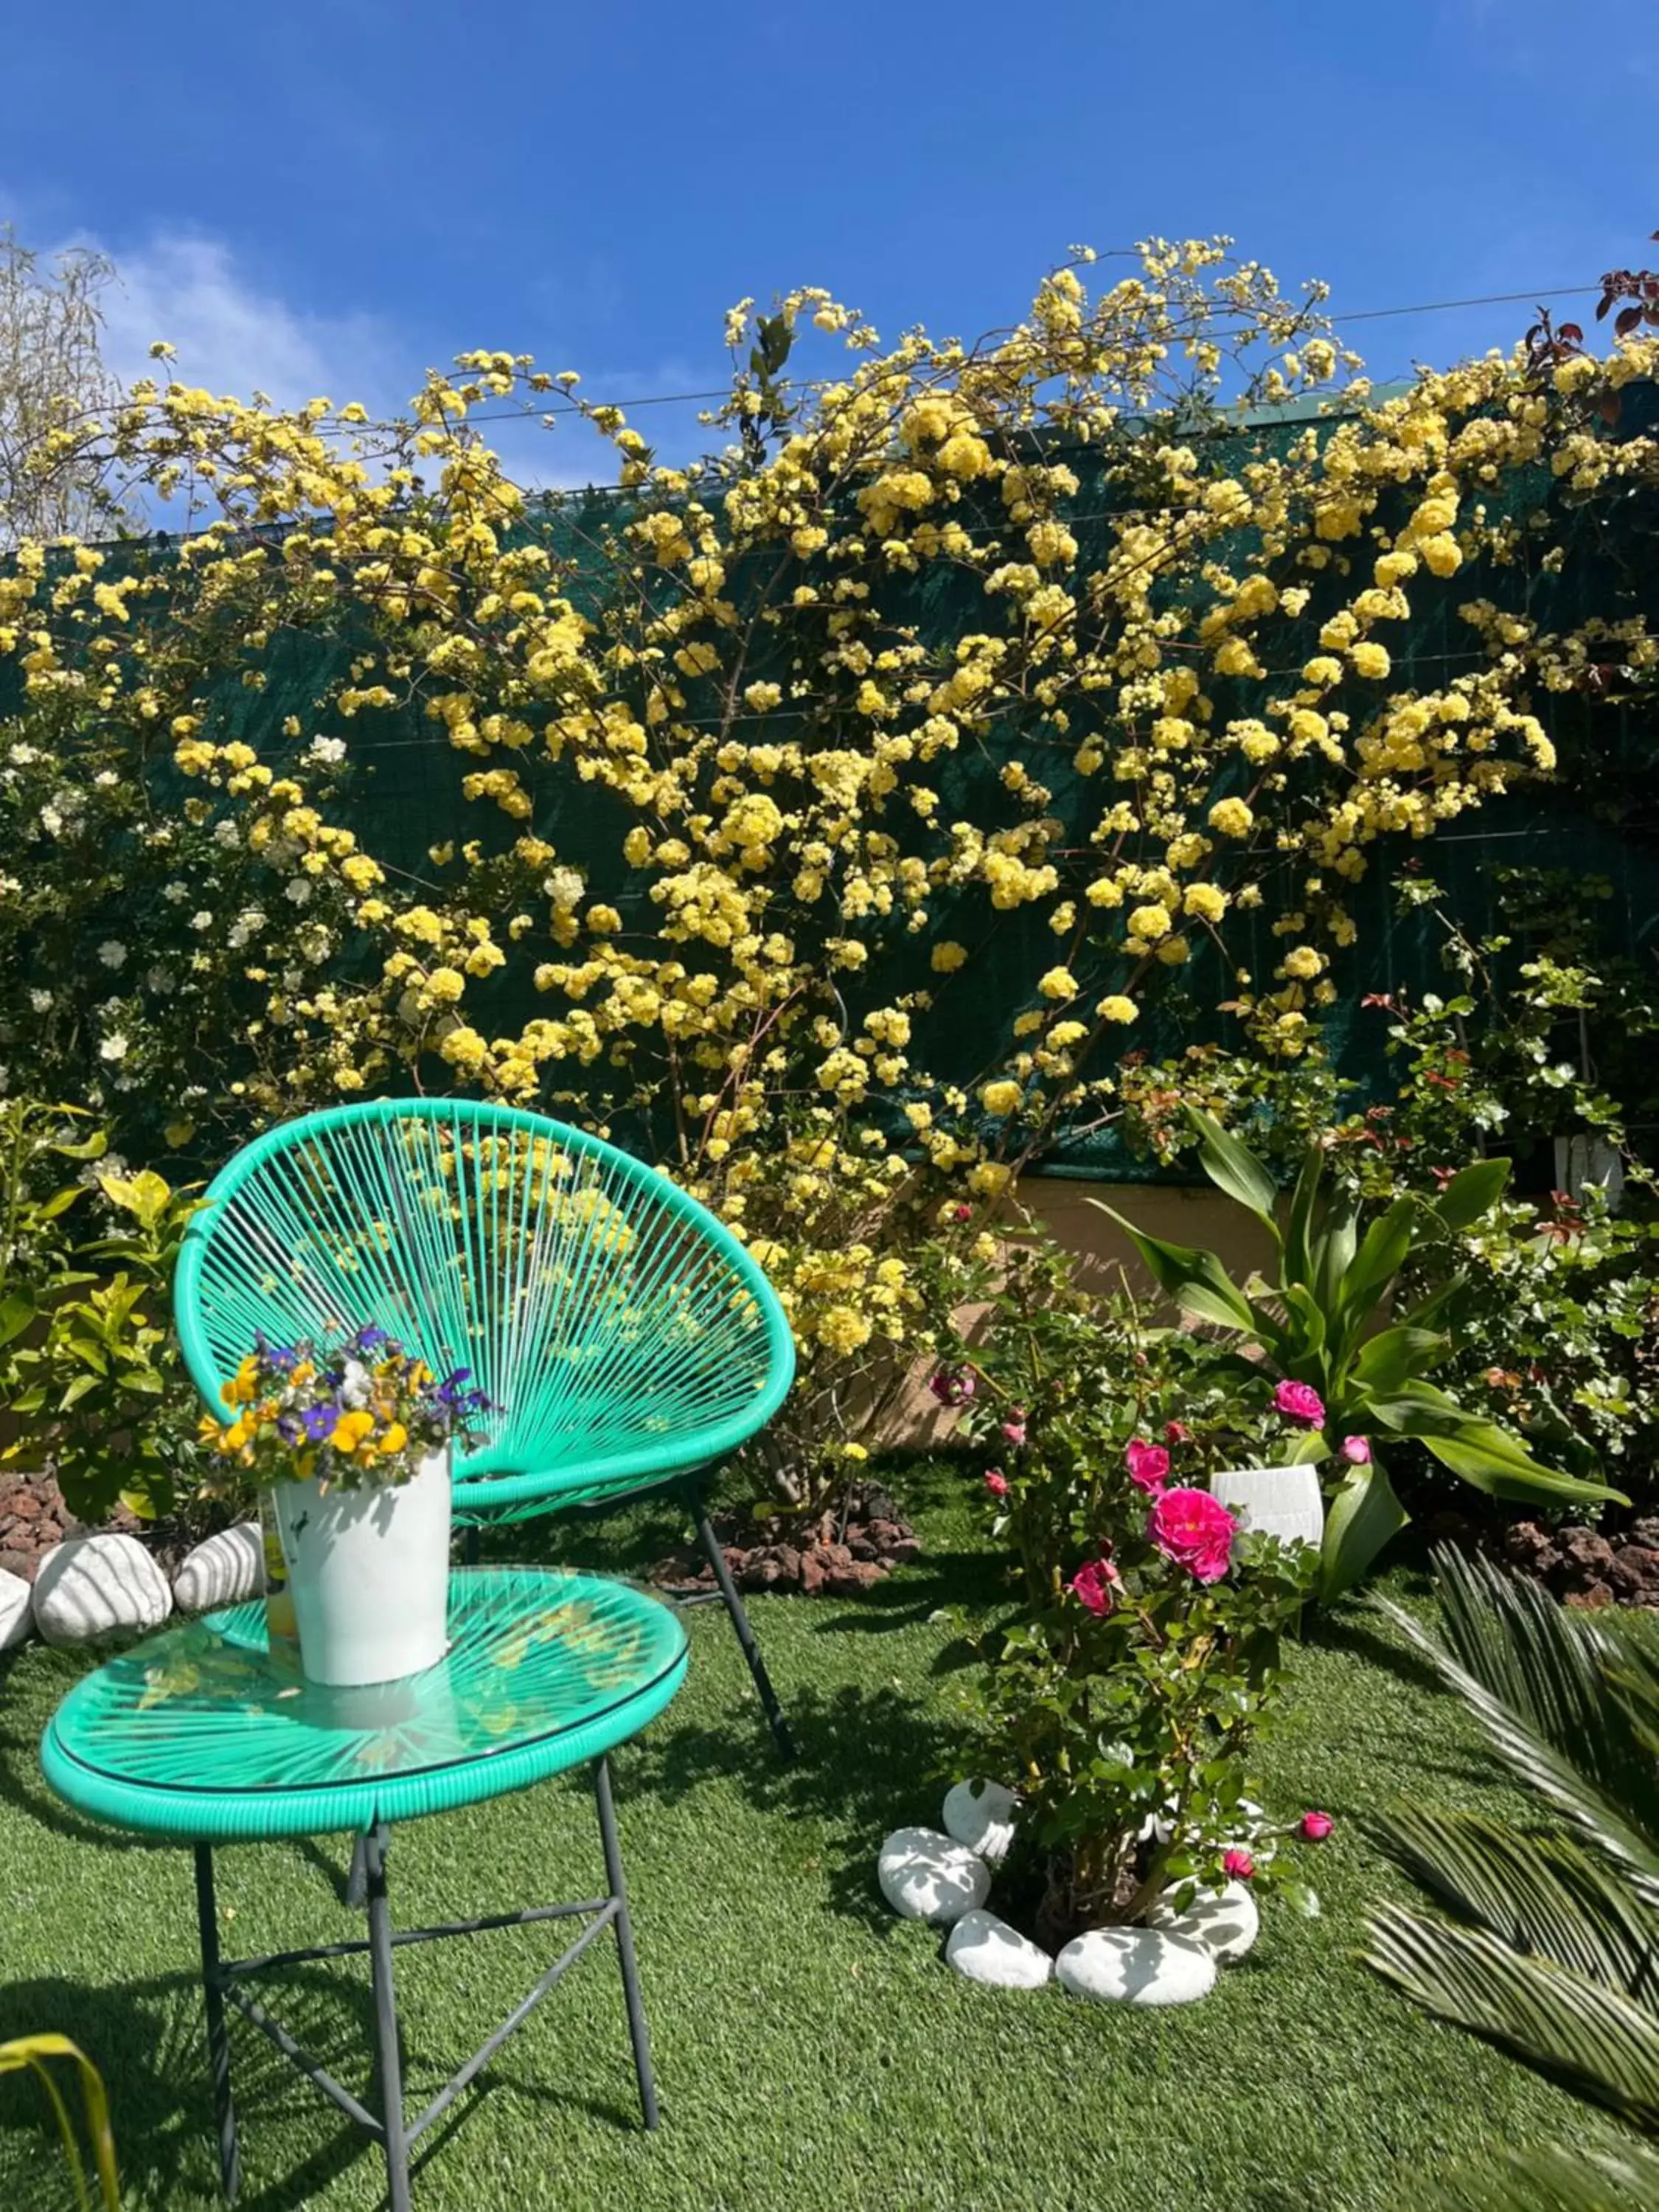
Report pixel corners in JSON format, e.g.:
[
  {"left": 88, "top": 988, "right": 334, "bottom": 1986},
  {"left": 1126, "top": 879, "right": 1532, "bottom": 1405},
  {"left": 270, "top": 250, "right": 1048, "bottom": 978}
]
[
  {"left": 99, "top": 1034, "right": 129, "bottom": 1062},
  {"left": 98, "top": 939, "right": 127, "bottom": 969}
]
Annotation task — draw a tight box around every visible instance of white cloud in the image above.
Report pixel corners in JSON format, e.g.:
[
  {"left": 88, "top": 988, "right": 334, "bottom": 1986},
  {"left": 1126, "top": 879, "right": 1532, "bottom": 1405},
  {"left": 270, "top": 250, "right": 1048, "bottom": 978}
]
[
  {"left": 0, "top": 200, "right": 718, "bottom": 494},
  {"left": 96, "top": 231, "right": 404, "bottom": 417}
]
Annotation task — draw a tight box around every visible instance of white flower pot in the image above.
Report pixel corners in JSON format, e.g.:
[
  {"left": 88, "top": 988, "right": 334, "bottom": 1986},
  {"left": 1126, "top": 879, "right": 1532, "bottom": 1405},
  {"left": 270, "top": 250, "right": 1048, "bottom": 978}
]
[
  {"left": 1207, "top": 1465, "right": 1324, "bottom": 1551},
  {"left": 1554, "top": 1134, "right": 1624, "bottom": 1211},
  {"left": 273, "top": 1447, "right": 452, "bottom": 1688}
]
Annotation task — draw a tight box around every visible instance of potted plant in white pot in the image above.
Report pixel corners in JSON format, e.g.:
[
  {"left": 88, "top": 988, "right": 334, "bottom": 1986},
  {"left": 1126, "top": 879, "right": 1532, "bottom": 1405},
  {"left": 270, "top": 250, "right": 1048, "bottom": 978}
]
[
  {"left": 1091, "top": 1107, "right": 1627, "bottom": 1600},
  {"left": 201, "top": 1324, "right": 492, "bottom": 1686}
]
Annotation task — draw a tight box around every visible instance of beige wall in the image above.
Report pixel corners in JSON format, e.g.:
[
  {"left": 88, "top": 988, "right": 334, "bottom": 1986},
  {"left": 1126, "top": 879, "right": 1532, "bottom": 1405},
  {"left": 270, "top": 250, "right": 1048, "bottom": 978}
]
[{"left": 872, "top": 1180, "right": 1272, "bottom": 1450}]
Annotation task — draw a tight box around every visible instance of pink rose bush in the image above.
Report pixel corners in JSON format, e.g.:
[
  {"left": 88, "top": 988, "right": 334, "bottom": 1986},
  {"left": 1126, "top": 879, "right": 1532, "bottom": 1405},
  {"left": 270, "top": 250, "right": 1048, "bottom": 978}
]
[{"left": 942, "top": 1233, "right": 1321, "bottom": 1942}]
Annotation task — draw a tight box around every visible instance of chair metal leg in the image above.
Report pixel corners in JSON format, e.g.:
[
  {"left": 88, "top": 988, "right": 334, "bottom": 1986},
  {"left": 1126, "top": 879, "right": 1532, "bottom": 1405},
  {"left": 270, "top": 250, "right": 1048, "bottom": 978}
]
[
  {"left": 594, "top": 1757, "right": 658, "bottom": 2130},
  {"left": 691, "top": 1494, "right": 795, "bottom": 1761},
  {"left": 363, "top": 1823, "right": 411, "bottom": 2212},
  {"left": 193, "top": 1845, "right": 242, "bottom": 2204}
]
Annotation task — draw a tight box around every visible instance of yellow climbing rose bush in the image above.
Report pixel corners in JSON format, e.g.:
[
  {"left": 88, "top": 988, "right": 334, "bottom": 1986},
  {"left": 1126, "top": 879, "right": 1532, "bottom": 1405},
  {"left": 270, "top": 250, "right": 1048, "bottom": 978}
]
[{"left": 1, "top": 240, "right": 1653, "bottom": 1483}]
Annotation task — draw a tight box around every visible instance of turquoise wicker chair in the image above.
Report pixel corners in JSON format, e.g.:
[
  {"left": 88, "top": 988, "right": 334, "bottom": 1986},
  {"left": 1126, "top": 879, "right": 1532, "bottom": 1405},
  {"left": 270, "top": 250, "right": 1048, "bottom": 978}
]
[{"left": 174, "top": 1097, "right": 799, "bottom": 1754}]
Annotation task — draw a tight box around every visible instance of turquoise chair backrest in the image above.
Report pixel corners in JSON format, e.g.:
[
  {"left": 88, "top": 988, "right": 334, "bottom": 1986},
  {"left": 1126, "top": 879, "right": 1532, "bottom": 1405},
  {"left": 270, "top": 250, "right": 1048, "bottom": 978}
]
[{"left": 174, "top": 1099, "right": 796, "bottom": 1518}]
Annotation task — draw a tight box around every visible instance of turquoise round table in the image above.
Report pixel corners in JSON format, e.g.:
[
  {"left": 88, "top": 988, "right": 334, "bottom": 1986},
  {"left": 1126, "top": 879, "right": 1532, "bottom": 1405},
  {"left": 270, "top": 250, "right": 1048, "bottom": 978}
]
[{"left": 41, "top": 1566, "right": 689, "bottom": 2210}]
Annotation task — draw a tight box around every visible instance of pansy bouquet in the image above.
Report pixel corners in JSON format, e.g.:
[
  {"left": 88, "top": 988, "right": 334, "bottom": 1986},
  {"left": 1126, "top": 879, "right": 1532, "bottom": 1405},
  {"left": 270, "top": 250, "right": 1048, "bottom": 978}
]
[{"left": 201, "top": 1324, "right": 493, "bottom": 1490}]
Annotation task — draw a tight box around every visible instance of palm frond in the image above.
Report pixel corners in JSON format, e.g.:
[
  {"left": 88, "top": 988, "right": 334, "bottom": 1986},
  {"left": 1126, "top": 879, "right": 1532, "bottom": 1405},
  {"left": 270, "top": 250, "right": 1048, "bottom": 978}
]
[
  {"left": 1374, "top": 1806, "right": 1659, "bottom": 2001},
  {"left": 1375, "top": 1546, "right": 1659, "bottom": 1901},
  {"left": 1369, "top": 1902, "right": 1659, "bottom": 2134}
]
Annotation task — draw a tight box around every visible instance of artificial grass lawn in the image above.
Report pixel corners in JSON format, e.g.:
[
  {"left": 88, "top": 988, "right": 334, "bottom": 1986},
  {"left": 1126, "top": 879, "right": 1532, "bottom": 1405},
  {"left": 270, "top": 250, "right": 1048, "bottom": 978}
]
[{"left": 0, "top": 1464, "right": 1615, "bottom": 2212}]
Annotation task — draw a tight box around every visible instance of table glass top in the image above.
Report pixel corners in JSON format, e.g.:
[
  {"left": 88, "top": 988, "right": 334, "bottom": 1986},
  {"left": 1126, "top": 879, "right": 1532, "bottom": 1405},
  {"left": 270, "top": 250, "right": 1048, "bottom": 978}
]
[{"left": 46, "top": 1568, "right": 686, "bottom": 1801}]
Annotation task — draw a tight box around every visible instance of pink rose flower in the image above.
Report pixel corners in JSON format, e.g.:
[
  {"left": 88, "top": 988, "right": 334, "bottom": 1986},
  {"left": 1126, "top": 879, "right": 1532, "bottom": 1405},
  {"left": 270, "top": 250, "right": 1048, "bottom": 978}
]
[
  {"left": 1298, "top": 1811, "right": 1334, "bottom": 1842},
  {"left": 1147, "top": 1486, "right": 1237, "bottom": 1584},
  {"left": 1274, "top": 1379, "right": 1326, "bottom": 1429},
  {"left": 1164, "top": 1420, "right": 1193, "bottom": 1445},
  {"left": 1223, "top": 1847, "right": 1256, "bottom": 1881},
  {"left": 928, "top": 1366, "right": 975, "bottom": 1408},
  {"left": 1001, "top": 1415, "right": 1028, "bottom": 1447},
  {"left": 1340, "top": 1435, "right": 1371, "bottom": 1465},
  {"left": 1070, "top": 1557, "right": 1121, "bottom": 1617},
  {"left": 1124, "top": 1437, "right": 1171, "bottom": 1493},
  {"left": 984, "top": 1468, "right": 1009, "bottom": 1499}
]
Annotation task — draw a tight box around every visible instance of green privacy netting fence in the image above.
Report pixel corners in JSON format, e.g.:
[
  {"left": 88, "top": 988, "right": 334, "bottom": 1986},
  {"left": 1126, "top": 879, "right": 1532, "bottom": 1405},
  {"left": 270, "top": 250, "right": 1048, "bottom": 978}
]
[{"left": 5, "top": 386, "right": 1659, "bottom": 1182}]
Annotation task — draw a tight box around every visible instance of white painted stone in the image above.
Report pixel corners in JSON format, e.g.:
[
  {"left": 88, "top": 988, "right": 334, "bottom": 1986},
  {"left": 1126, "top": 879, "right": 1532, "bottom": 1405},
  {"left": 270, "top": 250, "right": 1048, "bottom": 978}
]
[
  {"left": 945, "top": 1909, "right": 1053, "bottom": 1990},
  {"left": 0, "top": 1568, "right": 33, "bottom": 1649},
  {"left": 1055, "top": 1926, "right": 1217, "bottom": 2007},
  {"left": 172, "top": 1523, "right": 265, "bottom": 1615},
  {"left": 32, "top": 1534, "right": 172, "bottom": 1648},
  {"left": 942, "top": 1778, "right": 1018, "bottom": 1865},
  {"left": 1149, "top": 1879, "right": 1260, "bottom": 1964},
  {"left": 877, "top": 1826, "right": 991, "bottom": 1924}
]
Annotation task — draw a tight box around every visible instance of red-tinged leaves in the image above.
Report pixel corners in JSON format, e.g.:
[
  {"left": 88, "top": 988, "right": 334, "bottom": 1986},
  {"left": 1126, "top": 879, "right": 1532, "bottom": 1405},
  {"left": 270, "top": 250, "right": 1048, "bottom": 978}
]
[{"left": 1616, "top": 304, "right": 1644, "bottom": 338}]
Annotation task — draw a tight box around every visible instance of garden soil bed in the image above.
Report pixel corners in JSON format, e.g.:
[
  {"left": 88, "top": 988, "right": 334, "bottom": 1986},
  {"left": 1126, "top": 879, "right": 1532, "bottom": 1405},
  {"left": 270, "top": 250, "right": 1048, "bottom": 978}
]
[{"left": 652, "top": 1479, "right": 920, "bottom": 1597}]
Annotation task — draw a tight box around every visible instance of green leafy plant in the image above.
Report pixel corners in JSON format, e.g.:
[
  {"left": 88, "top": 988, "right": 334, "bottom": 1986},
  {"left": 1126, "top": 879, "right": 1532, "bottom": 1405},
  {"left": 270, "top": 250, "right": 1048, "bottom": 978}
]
[
  {"left": 0, "top": 1099, "right": 206, "bottom": 1521},
  {"left": 940, "top": 1237, "right": 1324, "bottom": 1949},
  {"left": 1093, "top": 1105, "right": 1626, "bottom": 1599},
  {"left": 0, "top": 2033, "right": 119, "bottom": 2211},
  {"left": 1366, "top": 1545, "right": 1659, "bottom": 2210}
]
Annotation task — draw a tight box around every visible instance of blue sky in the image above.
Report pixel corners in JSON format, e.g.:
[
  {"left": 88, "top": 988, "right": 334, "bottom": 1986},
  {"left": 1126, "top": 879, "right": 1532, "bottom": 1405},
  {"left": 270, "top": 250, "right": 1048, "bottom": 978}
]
[{"left": 5, "top": 0, "right": 1655, "bottom": 483}]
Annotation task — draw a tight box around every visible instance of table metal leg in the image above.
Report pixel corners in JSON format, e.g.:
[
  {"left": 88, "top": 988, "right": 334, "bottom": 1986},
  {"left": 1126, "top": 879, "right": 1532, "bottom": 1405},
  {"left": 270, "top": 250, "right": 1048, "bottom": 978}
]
[
  {"left": 344, "top": 1832, "right": 369, "bottom": 1910},
  {"left": 192, "top": 1845, "right": 242, "bottom": 2204},
  {"left": 362, "top": 1823, "right": 411, "bottom": 2212},
  {"left": 594, "top": 1756, "right": 658, "bottom": 2130}
]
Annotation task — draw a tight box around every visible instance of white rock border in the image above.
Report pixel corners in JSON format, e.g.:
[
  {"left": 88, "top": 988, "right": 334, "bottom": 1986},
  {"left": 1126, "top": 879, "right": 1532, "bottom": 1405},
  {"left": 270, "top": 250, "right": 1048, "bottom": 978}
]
[{"left": 872, "top": 1775, "right": 1287, "bottom": 2003}]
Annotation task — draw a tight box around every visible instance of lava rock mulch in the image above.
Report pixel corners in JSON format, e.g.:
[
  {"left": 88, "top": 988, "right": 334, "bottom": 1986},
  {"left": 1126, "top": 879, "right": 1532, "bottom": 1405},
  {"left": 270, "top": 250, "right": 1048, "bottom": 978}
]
[{"left": 654, "top": 1480, "right": 920, "bottom": 1597}]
